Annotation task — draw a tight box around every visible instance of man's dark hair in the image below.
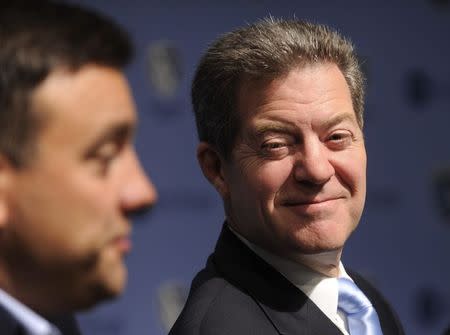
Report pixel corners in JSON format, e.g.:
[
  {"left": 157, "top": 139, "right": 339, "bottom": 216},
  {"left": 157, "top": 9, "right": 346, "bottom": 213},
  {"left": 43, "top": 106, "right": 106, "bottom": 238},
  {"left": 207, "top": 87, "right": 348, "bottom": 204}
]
[
  {"left": 0, "top": 0, "right": 133, "bottom": 166},
  {"left": 192, "top": 17, "right": 365, "bottom": 158}
]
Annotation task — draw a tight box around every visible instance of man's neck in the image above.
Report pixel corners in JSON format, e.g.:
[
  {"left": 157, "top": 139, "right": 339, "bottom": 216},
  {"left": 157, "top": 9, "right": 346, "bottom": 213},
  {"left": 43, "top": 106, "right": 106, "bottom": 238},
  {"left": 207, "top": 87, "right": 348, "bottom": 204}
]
[
  {"left": 294, "top": 250, "right": 342, "bottom": 277},
  {"left": 226, "top": 223, "right": 343, "bottom": 277}
]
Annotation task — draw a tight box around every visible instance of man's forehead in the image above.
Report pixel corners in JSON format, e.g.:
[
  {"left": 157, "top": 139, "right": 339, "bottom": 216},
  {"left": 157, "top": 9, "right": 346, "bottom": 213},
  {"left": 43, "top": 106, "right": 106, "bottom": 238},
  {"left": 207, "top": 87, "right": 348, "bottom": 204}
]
[
  {"left": 30, "top": 65, "right": 133, "bottom": 117},
  {"left": 32, "top": 64, "right": 125, "bottom": 95},
  {"left": 28, "top": 64, "right": 136, "bottom": 147},
  {"left": 239, "top": 61, "right": 345, "bottom": 89},
  {"left": 236, "top": 62, "right": 356, "bottom": 122}
]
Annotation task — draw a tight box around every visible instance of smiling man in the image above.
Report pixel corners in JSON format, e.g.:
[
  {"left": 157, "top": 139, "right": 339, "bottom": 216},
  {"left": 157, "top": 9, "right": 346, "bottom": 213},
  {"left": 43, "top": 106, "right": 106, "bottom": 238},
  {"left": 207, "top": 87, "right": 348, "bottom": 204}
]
[
  {"left": 170, "top": 19, "right": 404, "bottom": 335},
  {"left": 0, "top": 1, "right": 157, "bottom": 334}
]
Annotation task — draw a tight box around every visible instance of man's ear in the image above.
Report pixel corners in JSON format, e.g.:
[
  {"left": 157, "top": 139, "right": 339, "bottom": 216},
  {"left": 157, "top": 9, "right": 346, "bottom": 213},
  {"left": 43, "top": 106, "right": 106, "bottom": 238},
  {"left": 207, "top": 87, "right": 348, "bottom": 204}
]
[
  {"left": 0, "top": 155, "right": 14, "bottom": 228},
  {"left": 197, "top": 142, "right": 229, "bottom": 198}
]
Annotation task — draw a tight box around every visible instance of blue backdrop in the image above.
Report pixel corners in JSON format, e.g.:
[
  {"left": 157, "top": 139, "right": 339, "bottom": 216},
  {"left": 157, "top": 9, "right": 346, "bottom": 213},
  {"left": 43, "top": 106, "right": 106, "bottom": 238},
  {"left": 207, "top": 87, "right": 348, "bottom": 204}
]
[{"left": 69, "top": 1, "right": 450, "bottom": 334}]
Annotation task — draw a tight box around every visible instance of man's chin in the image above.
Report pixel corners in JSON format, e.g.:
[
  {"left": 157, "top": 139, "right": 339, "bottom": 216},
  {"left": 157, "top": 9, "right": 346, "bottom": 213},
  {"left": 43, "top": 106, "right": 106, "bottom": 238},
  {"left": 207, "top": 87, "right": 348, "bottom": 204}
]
[
  {"left": 75, "top": 284, "right": 124, "bottom": 311},
  {"left": 73, "top": 269, "right": 127, "bottom": 311},
  {"left": 282, "top": 236, "right": 345, "bottom": 257}
]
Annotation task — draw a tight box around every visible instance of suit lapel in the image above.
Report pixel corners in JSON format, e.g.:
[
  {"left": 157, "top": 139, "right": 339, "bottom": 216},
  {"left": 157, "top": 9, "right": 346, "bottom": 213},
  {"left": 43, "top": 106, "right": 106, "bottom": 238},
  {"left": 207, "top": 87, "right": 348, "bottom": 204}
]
[{"left": 212, "top": 225, "right": 343, "bottom": 335}]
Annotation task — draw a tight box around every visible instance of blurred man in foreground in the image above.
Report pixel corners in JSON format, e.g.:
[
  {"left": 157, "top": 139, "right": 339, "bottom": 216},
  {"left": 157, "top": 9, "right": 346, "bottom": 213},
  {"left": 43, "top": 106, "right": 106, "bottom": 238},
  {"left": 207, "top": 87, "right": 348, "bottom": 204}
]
[
  {"left": 170, "top": 18, "right": 404, "bottom": 334},
  {"left": 0, "top": 1, "right": 157, "bottom": 334}
]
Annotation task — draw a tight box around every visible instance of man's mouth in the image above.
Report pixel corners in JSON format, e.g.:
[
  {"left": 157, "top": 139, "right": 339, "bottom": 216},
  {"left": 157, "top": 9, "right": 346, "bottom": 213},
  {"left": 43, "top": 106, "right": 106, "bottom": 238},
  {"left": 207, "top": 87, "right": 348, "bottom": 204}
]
[
  {"left": 283, "top": 197, "right": 342, "bottom": 206},
  {"left": 281, "top": 197, "right": 344, "bottom": 215},
  {"left": 112, "top": 235, "right": 132, "bottom": 254}
]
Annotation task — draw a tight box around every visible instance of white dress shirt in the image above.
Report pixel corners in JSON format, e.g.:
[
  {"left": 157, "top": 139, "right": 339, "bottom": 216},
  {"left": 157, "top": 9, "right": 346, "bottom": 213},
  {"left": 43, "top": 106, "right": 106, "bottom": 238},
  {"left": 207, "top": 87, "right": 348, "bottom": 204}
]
[
  {"left": 229, "top": 228, "right": 351, "bottom": 334},
  {"left": 0, "top": 288, "right": 61, "bottom": 335}
]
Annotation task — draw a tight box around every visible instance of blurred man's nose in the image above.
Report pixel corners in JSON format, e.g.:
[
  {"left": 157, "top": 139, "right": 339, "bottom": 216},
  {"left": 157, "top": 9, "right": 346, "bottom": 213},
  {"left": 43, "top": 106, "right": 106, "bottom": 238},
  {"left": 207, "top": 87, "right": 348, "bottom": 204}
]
[
  {"left": 121, "top": 150, "right": 158, "bottom": 216},
  {"left": 293, "top": 138, "right": 334, "bottom": 186}
]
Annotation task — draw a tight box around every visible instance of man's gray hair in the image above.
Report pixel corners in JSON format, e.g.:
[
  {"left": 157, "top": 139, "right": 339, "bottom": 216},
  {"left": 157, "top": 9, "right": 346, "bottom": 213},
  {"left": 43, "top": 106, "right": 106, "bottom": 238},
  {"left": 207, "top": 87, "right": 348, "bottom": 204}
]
[{"left": 192, "top": 17, "right": 365, "bottom": 158}]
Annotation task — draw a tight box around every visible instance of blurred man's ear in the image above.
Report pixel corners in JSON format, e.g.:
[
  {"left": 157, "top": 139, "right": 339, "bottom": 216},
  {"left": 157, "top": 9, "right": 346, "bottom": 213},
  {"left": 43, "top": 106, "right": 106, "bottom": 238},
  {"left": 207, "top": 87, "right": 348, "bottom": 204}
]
[{"left": 197, "top": 142, "right": 229, "bottom": 199}]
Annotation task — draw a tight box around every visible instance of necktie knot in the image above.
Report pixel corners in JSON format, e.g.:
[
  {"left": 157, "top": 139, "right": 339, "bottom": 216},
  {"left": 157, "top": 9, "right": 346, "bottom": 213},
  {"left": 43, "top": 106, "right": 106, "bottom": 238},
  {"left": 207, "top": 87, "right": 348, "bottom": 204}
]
[
  {"left": 338, "top": 277, "right": 372, "bottom": 314},
  {"left": 337, "top": 277, "right": 383, "bottom": 335}
]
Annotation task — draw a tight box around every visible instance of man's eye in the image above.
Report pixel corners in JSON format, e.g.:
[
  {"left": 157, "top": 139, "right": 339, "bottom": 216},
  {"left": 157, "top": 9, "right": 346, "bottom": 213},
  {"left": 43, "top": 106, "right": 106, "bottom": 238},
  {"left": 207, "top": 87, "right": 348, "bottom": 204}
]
[
  {"left": 327, "top": 131, "right": 353, "bottom": 149},
  {"left": 260, "top": 140, "right": 291, "bottom": 158},
  {"left": 262, "top": 142, "right": 287, "bottom": 150},
  {"left": 92, "top": 154, "right": 115, "bottom": 176},
  {"left": 92, "top": 143, "right": 120, "bottom": 174},
  {"left": 97, "top": 153, "right": 116, "bottom": 165}
]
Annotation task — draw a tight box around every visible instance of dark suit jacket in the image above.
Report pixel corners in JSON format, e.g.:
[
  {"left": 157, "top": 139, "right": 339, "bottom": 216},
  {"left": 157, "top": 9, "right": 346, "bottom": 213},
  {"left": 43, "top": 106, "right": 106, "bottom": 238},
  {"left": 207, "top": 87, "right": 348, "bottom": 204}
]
[
  {"left": 170, "top": 225, "right": 404, "bottom": 335},
  {"left": 0, "top": 303, "right": 81, "bottom": 335}
]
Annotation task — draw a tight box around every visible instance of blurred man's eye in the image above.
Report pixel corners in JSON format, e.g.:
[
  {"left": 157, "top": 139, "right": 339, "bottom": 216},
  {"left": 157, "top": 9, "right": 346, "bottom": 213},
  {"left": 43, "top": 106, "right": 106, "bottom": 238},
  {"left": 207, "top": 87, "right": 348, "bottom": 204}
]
[{"left": 91, "top": 142, "right": 122, "bottom": 176}]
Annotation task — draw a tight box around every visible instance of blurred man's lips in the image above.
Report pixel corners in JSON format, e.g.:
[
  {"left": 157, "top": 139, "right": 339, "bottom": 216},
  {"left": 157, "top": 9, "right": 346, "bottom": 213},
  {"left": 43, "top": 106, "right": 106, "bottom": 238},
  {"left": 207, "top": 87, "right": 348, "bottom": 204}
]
[{"left": 113, "top": 235, "right": 132, "bottom": 254}]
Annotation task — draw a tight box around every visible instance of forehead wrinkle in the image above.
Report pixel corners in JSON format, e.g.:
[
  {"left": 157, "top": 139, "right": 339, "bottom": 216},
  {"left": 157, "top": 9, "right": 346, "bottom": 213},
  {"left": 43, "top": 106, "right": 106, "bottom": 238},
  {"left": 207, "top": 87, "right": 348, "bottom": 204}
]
[
  {"left": 253, "top": 87, "right": 347, "bottom": 122},
  {"left": 258, "top": 66, "right": 352, "bottom": 111}
]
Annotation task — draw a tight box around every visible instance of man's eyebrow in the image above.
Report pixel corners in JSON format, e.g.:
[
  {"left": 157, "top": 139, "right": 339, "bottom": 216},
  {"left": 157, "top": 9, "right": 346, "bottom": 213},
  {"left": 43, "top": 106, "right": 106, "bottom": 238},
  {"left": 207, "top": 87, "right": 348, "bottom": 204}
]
[
  {"left": 85, "top": 122, "right": 136, "bottom": 156},
  {"left": 252, "top": 121, "right": 298, "bottom": 137},
  {"left": 321, "top": 113, "right": 358, "bottom": 130}
]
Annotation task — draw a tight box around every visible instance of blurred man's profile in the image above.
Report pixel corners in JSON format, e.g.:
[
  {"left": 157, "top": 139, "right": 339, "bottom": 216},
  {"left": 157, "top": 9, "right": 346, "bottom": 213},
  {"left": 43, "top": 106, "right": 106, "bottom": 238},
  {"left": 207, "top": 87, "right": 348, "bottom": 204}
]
[{"left": 0, "top": 1, "right": 157, "bottom": 334}]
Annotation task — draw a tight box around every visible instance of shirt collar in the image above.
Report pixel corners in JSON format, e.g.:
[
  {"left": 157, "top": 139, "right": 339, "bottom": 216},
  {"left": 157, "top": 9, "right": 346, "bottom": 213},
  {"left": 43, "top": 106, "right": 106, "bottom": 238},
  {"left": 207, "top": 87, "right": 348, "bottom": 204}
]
[
  {"left": 228, "top": 225, "right": 351, "bottom": 324},
  {"left": 0, "top": 288, "right": 61, "bottom": 335}
]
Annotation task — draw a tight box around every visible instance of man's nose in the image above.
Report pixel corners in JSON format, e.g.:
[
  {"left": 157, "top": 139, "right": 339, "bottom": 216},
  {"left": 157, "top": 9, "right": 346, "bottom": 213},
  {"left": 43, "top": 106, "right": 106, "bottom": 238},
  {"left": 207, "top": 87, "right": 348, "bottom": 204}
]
[
  {"left": 293, "top": 139, "right": 334, "bottom": 185},
  {"left": 121, "top": 150, "right": 158, "bottom": 216}
]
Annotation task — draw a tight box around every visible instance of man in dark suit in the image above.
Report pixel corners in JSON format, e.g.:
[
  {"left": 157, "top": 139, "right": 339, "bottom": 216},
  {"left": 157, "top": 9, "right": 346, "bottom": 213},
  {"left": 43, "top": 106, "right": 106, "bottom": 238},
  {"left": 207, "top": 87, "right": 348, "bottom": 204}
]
[
  {"left": 170, "top": 18, "right": 404, "bottom": 334},
  {"left": 0, "top": 1, "right": 157, "bottom": 334}
]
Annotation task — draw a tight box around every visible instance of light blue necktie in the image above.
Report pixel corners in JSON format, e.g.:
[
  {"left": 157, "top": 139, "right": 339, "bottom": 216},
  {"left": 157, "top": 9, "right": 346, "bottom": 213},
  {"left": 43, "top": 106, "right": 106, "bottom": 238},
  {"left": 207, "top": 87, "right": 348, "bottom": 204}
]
[{"left": 338, "top": 277, "right": 383, "bottom": 335}]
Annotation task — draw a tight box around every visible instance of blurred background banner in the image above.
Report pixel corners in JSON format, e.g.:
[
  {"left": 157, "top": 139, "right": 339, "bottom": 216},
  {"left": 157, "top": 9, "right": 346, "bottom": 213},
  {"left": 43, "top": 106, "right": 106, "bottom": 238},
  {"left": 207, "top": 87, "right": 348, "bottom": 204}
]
[{"left": 69, "top": 0, "right": 450, "bottom": 334}]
